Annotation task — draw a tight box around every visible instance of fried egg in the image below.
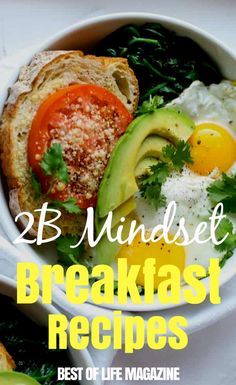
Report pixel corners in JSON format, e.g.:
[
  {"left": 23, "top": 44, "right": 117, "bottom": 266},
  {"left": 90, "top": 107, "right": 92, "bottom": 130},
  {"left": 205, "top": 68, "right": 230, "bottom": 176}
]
[
  {"left": 118, "top": 168, "right": 227, "bottom": 287},
  {"left": 118, "top": 81, "right": 236, "bottom": 287},
  {"left": 117, "top": 231, "right": 186, "bottom": 290},
  {"left": 169, "top": 80, "right": 236, "bottom": 176}
]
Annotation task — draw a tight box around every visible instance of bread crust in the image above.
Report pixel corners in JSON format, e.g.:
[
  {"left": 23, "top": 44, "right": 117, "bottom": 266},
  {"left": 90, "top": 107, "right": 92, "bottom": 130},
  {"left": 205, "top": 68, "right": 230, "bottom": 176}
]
[
  {"left": 0, "top": 342, "right": 16, "bottom": 371},
  {"left": 0, "top": 50, "right": 139, "bottom": 236}
]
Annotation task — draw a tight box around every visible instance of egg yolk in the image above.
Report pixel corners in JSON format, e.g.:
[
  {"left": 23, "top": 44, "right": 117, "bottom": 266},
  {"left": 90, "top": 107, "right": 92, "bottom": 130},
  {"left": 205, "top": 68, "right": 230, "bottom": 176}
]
[
  {"left": 188, "top": 122, "right": 236, "bottom": 176},
  {"left": 117, "top": 233, "right": 185, "bottom": 290}
]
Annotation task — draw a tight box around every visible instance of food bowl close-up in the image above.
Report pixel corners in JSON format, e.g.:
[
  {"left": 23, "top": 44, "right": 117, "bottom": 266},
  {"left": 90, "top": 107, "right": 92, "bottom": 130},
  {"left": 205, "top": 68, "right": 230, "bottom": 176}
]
[{"left": 0, "top": 12, "right": 235, "bottom": 312}]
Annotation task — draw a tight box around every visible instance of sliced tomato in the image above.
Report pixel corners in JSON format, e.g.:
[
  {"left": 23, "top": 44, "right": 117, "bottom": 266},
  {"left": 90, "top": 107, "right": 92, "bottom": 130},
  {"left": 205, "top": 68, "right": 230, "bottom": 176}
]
[{"left": 28, "top": 84, "right": 132, "bottom": 209}]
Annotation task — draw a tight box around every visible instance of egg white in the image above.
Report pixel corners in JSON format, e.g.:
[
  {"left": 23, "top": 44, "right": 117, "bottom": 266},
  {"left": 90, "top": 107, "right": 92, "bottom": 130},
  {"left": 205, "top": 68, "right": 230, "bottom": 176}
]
[
  {"left": 94, "top": 81, "right": 236, "bottom": 277},
  {"left": 134, "top": 80, "right": 236, "bottom": 269},
  {"left": 135, "top": 167, "right": 225, "bottom": 268},
  {"left": 168, "top": 80, "right": 236, "bottom": 136}
]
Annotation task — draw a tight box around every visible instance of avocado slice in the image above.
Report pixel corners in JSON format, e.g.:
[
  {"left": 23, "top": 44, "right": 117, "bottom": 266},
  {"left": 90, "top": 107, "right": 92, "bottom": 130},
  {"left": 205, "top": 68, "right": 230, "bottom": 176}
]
[
  {"left": 136, "top": 135, "right": 169, "bottom": 164},
  {"left": 135, "top": 157, "right": 158, "bottom": 178},
  {"left": 97, "top": 108, "right": 195, "bottom": 218},
  {"left": 0, "top": 372, "right": 40, "bottom": 385},
  {"left": 95, "top": 214, "right": 136, "bottom": 265},
  {"left": 96, "top": 196, "right": 136, "bottom": 234},
  {"left": 96, "top": 135, "right": 167, "bottom": 233}
]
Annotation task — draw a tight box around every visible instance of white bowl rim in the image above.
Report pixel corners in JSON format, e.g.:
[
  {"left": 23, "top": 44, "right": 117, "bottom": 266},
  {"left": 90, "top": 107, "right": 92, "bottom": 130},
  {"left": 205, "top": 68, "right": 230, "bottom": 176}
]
[
  {"left": 37, "top": 11, "right": 236, "bottom": 60},
  {"left": 0, "top": 12, "right": 235, "bottom": 312}
]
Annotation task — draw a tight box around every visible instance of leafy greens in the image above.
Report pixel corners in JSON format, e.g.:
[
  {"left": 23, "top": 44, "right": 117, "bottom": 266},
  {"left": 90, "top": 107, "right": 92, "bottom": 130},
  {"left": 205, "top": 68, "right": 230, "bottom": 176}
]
[
  {"left": 94, "top": 23, "right": 222, "bottom": 104},
  {"left": 207, "top": 173, "right": 236, "bottom": 213},
  {"left": 0, "top": 294, "right": 73, "bottom": 385}
]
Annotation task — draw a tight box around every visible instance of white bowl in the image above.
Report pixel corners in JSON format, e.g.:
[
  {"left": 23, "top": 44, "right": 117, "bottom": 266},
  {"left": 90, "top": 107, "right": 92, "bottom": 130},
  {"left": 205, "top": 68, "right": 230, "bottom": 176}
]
[
  {"left": 0, "top": 12, "right": 235, "bottom": 312},
  {"left": 0, "top": 275, "right": 97, "bottom": 385}
]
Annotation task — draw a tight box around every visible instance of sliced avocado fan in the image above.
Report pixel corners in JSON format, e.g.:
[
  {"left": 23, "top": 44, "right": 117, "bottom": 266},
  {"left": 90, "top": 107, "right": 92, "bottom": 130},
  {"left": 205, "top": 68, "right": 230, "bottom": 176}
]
[
  {"left": 95, "top": 107, "right": 195, "bottom": 264},
  {"left": 135, "top": 157, "right": 158, "bottom": 178},
  {"left": 97, "top": 108, "right": 194, "bottom": 218}
]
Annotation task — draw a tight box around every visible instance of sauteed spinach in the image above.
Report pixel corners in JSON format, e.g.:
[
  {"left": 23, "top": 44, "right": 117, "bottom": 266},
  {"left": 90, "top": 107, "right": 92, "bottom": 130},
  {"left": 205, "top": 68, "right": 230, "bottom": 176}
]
[
  {"left": 0, "top": 295, "right": 74, "bottom": 384},
  {"left": 94, "top": 23, "right": 222, "bottom": 103}
]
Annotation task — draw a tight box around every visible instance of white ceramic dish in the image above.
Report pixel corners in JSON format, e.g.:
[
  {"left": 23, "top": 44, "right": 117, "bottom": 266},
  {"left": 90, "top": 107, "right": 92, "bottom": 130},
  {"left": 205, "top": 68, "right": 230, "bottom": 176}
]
[
  {"left": 0, "top": 12, "right": 235, "bottom": 312},
  {"left": 0, "top": 275, "right": 97, "bottom": 385}
]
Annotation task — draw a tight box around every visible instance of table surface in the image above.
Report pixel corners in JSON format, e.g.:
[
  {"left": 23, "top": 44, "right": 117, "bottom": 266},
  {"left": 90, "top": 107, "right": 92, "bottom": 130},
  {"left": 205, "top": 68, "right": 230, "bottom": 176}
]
[{"left": 0, "top": 1, "right": 236, "bottom": 384}]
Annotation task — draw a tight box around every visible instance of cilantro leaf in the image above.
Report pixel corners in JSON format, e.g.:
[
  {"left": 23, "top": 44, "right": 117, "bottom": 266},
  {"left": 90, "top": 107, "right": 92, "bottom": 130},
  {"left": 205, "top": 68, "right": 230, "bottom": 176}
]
[
  {"left": 56, "top": 234, "right": 84, "bottom": 267},
  {"left": 30, "top": 168, "right": 41, "bottom": 199},
  {"left": 140, "top": 162, "right": 169, "bottom": 186},
  {"left": 136, "top": 95, "right": 164, "bottom": 116},
  {"left": 219, "top": 250, "right": 233, "bottom": 268},
  {"left": 138, "top": 141, "right": 193, "bottom": 209},
  {"left": 215, "top": 217, "right": 236, "bottom": 253},
  {"left": 139, "top": 162, "right": 169, "bottom": 209},
  {"left": 216, "top": 217, "right": 233, "bottom": 241},
  {"left": 40, "top": 143, "right": 69, "bottom": 183},
  {"left": 213, "top": 215, "right": 236, "bottom": 269},
  {"left": 49, "top": 197, "right": 81, "bottom": 214},
  {"left": 162, "top": 140, "right": 193, "bottom": 170},
  {"left": 140, "top": 184, "right": 166, "bottom": 210},
  {"left": 207, "top": 173, "right": 236, "bottom": 213}
]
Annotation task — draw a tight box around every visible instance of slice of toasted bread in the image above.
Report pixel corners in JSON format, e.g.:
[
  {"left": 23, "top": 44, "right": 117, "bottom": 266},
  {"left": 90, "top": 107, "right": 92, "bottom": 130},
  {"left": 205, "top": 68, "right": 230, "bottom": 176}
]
[
  {"left": 0, "top": 343, "right": 15, "bottom": 371},
  {"left": 0, "top": 51, "right": 139, "bottom": 237}
]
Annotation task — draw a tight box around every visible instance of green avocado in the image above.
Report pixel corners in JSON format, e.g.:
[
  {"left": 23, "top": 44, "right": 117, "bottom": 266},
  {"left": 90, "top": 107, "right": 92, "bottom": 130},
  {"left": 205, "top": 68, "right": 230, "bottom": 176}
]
[
  {"left": 97, "top": 108, "right": 195, "bottom": 218},
  {"left": 134, "top": 135, "right": 168, "bottom": 177},
  {"left": 0, "top": 372, "right": 40, "bottom": 385},
  {"left": 95, "top": 214, "right": 136, "bottom": 265},
  {"left": 95, "top": 108, "right": 195, "bottom": 264},
  {"left": 136, "top": 135, "right": 169, "bottom": 164},
  {"left": 96, "top": 135, "right": 167, "bottom": 233},
  {"left": 96, "top": 197, "right": 136, "bottom": 234},
  {"left": 135, "top": 156, "right": 158, "bottom": 178}
]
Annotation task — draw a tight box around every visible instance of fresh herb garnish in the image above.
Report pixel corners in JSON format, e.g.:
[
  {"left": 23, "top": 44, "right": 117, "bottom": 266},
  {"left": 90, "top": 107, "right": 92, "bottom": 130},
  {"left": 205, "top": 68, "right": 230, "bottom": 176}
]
[
  {"left": 219, "top": 250, "right": 233, "bottom": 268},
  {"left": 139, "top": 162, "right": 169, "bottom": 209},
  {"left": 207, "top": 173, "right": 236, "bottom": 213},
  {"left": 56, "top": 234, "right": 84, "bottom": 267},
  {"left": 40, "top": 143, "right": 69, "bottom": 183},
  {"left": 49, "top": 197, "right": 81, "bottom": 215},
  {"left": 215, "top": 217, "right": 236, "bottom": 254},
  {"left": 32, "top": 145, "right": 83, "bottom": 216},
  {"left": 162, "top": 140, "right": 193, "bottom": 170},
  {"left": 140, "top": 183, "right": 166, "bottom": 210},
  {"left": 136, "top": 95, "right": 164, "bottom": 116},
  {"left": 139, "top": 140, "right": 192, "bottom": 208},
  {"left": 30, "top": 168, "right": 41, "bottom": 198},
  {"left": 209, "top": 216, "right": 236, "bottom": 269},
  {"left": 141, "top": 162, "right": 170, "bottom": 185}
]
